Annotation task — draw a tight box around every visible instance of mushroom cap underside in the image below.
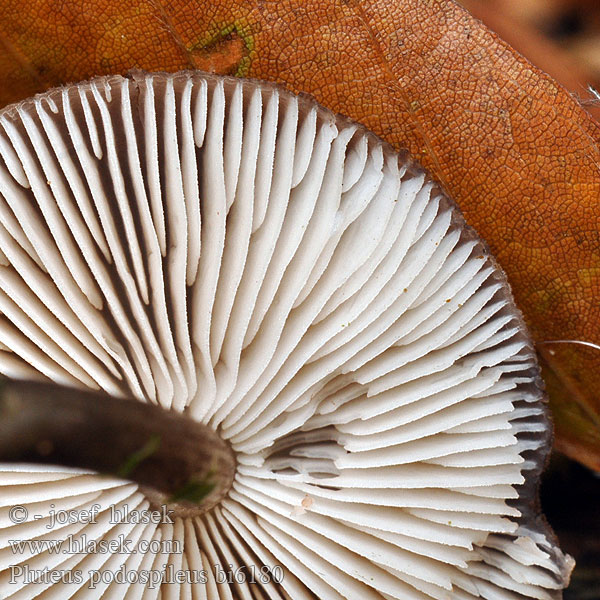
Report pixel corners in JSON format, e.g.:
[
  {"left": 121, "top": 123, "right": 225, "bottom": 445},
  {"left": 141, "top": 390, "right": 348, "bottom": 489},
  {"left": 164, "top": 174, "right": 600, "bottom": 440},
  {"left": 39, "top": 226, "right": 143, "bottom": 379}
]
[{"left": 0, "top": 71, "right": 573, "bottom": 599}]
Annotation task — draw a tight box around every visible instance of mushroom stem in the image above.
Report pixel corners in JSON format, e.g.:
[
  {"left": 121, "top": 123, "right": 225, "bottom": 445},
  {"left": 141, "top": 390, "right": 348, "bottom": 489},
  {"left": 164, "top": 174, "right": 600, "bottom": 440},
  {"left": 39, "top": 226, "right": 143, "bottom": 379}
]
[{"left": 0, "top": 379, "right": 235, "bottom": 513}]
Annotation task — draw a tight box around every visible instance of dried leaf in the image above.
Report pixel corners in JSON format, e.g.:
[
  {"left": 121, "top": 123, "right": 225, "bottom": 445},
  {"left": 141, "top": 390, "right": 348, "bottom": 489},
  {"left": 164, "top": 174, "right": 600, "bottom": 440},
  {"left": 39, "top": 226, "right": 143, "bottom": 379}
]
[{"left": 0, "top": 0, "right": 599, "bottom": 468}]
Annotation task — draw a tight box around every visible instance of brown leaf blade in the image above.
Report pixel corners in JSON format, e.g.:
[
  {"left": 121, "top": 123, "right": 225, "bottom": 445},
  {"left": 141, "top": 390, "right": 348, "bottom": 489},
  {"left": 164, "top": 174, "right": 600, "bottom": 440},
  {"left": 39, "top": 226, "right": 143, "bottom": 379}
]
[{"left": 0, "top": 0, "right": 599, "bottom": 468}]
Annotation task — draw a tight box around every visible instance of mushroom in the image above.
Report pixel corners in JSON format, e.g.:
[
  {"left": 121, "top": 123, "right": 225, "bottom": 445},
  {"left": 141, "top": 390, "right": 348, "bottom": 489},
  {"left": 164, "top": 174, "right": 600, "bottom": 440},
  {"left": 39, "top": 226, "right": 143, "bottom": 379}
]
[{"left": 0, "top": 71, "right": 573, "bottom": 599}]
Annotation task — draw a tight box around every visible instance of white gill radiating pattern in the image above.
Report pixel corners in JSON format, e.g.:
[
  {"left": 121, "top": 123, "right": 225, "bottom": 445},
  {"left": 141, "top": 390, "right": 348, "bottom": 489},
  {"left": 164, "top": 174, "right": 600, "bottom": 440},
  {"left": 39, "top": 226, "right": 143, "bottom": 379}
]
[{"left": 0, "top": 72, "right": 571, "bottom": 599}]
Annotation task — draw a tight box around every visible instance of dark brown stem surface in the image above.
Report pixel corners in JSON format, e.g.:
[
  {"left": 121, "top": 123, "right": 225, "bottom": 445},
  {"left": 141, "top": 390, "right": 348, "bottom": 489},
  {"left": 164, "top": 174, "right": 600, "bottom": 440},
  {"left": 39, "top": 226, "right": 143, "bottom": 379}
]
[{"left": 0, "top": 380, "right": 235, "bottom": 514}]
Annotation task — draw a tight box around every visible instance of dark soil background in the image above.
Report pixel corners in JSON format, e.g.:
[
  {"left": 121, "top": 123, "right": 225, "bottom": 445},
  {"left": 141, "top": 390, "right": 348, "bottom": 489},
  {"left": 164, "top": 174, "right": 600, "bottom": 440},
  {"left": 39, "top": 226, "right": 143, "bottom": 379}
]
[{"left": 542, "top": 454, "right": 600, "bottom": 599}]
